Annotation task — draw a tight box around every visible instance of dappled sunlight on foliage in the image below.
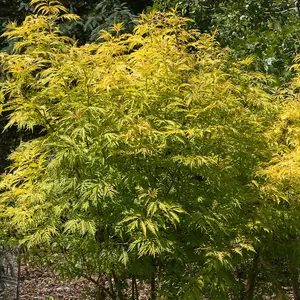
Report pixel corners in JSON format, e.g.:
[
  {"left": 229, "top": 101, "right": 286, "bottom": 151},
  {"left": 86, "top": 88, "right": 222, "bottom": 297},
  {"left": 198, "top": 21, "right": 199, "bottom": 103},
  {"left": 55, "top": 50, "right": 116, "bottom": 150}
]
[{"left": 0, "top": 0, "right": 299, "bottom": 299}]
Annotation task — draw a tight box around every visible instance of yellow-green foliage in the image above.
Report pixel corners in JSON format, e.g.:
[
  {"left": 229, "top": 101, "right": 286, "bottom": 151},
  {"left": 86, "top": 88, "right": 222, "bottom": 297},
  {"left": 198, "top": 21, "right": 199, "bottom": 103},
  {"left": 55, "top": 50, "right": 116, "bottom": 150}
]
[
  {"left": 260, "top": 56, "right": 300, "bottom": 204},
  {"left": 0, "top": 1, "right": 293, "bottom": 298},
  {"left": 251, "top": 56, "right": 300, "bottom": 300}
]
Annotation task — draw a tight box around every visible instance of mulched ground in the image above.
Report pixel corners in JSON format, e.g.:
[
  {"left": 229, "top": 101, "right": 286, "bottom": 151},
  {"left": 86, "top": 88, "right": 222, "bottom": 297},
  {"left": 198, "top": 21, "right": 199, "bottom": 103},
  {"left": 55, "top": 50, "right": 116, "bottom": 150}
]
[
  {"left": 19, "top": 266, "right": 151, "bottom": 299},
  {"left": 20, "top": 266, "right": 95, "bottom": 299},
  {"left": 18, "top": 265, "right": 295, "bottom": 299}
]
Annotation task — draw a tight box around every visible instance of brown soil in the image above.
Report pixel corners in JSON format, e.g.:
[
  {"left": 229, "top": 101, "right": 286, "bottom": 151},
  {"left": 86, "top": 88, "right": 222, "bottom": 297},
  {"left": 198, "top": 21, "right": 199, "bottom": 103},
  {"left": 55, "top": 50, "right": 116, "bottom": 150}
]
[
  {"left": 19, "top": 266, "right": 151, "bottom": 299},
  {"left": 19, "top": 266, "right": 94, "bottom": 299}
]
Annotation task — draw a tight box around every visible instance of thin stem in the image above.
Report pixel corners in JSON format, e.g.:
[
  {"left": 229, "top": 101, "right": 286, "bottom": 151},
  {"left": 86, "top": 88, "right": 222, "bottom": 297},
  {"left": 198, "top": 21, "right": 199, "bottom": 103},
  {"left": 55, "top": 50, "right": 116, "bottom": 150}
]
[
  {"left": 16, "top": 253, "right": 21, "bottom": 300},
  {"left": 112, "top": 269, "right": 124, "bottom": 300},
  {"left": 108, "top": 273, "right": 117, "bottom": 300},
  {"left": 245, "top": 252, "right": 259, "bottom": 300},
  {"left": 35, "top": 108, "right": 56, "bottom": 133},
  {"left": 151, "top": 275, "right": 156, "bottom": 300},
  {"left": 131, "top": 275, "right": 135, "bottom": 300},
  {"left": 151, "top": 257, "right": 156, "bottom": 300},
  {"left": 134, "top": 277, "right": 139, "bottom": 300},
  {"left": 84, "top": 274, "right": 115, "bottom": 298}
]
